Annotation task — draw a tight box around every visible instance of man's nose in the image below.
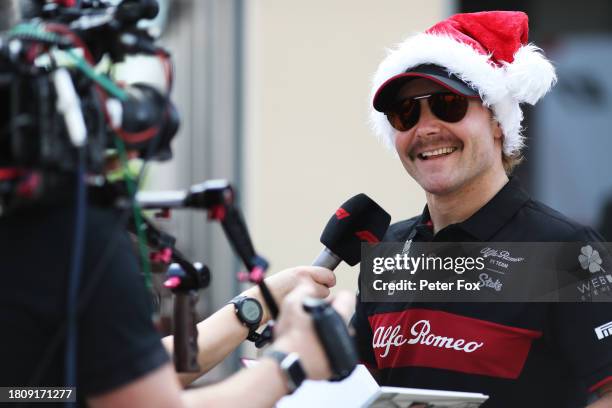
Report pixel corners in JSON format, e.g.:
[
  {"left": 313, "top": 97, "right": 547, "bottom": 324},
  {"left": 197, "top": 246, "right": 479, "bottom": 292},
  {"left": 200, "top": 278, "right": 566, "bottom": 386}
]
[{"left": 414, "top": 100, "right": 442, "bottom": 137}]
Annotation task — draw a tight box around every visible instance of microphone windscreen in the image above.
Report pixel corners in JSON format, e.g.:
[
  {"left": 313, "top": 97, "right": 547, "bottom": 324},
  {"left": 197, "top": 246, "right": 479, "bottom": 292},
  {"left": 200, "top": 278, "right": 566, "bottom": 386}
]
[{"left": 320, "top": 194, "right": 391, "bottom": 266}]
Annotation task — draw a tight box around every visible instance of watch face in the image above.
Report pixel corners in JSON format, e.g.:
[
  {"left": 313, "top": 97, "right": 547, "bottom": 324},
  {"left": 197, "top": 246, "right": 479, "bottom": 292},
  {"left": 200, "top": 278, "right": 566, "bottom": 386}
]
[{"left": 240, "top": 299, "right": 262, "bottom": 324}]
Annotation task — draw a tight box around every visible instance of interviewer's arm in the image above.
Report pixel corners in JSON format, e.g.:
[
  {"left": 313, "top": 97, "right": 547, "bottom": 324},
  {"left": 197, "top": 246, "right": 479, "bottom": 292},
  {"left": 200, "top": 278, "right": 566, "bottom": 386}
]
[
  {"left": 161, "top": 302, "right": 249, "bottom": 387},
  {"left": 89, "top": 358, "right": 289, "bottom": 408},
  {"left": 182, "top": 357, "right": 290, "bottom": 407},
  {"left": 89, "top": 282, "right": 352, "bottom": 408},
  {"left": 162, "top": 266, "right": 335, "bottom": 387}
]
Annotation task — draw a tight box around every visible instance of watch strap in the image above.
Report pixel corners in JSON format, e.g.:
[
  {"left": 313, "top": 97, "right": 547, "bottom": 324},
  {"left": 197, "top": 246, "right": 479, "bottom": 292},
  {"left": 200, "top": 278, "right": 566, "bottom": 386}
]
[{"left": 265, "top": 350, "right": 306, "bottom": 394}]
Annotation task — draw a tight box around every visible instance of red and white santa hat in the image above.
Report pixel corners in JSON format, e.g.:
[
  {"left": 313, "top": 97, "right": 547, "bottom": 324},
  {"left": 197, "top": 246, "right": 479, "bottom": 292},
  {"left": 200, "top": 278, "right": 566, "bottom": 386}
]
[{"left": 370, "top": 11, "right": 557, "bottom": 157}]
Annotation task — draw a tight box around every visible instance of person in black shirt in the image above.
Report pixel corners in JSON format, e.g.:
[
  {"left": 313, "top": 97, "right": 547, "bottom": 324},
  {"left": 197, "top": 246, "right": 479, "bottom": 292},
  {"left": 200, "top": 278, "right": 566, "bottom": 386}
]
[
  {"left": 354, "top": 11, "right": 612, "bottom": 408},
  {"left": 0, "top": 201, "right": 344, "bottom": 407}
]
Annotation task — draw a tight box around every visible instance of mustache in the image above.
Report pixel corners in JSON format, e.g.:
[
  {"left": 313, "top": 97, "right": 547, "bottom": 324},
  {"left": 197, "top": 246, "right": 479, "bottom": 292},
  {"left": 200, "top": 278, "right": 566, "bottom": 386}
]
[{"left": 408, "top": 135, "right": 462, "bottom": 159}]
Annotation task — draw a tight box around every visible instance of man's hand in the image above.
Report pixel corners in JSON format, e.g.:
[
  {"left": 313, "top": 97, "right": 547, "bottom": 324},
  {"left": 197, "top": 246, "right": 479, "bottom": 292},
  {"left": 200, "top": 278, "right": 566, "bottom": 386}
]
[
  {"left": 243, "top": 266, "right": 336, "bottom": 323},
  {"left": 268, "top": 281, "right": 353, "bottom": 380}
]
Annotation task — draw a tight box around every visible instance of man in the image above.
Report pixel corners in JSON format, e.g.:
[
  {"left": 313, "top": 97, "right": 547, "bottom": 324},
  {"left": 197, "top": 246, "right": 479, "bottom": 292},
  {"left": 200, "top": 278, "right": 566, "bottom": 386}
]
[{"left": 353, "top": 11, "right": 612, "bottom": 407}]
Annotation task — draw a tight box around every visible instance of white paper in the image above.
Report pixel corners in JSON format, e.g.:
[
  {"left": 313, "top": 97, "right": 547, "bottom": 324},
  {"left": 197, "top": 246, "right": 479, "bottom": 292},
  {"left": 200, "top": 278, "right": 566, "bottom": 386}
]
[
  {"left": 276, "top": 365, "right": 380, "bottom": 408},
  {"left": 366, "top": 386, "right": 488, "bottom": 408},
  {"left": 241, "top": 360, "right": 488, "bottom": 408}
]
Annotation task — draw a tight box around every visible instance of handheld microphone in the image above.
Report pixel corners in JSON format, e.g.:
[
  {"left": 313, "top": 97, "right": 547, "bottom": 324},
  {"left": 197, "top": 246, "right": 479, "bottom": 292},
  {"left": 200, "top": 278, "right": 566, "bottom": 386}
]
[
  {"left": 297, "top": 194, "right": 390, "bottom": 373},
  {"left": 313, "top": 193, "right": 391, "bottom": 270},
  {"left": 254, "top": 194, "right": 391, "bottom": 349}
]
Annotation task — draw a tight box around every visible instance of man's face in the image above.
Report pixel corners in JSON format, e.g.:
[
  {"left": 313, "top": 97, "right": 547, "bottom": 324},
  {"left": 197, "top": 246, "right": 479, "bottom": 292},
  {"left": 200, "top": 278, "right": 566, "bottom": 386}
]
[{"left": 393, "top": 79, "right": 503, "bottom": 195}]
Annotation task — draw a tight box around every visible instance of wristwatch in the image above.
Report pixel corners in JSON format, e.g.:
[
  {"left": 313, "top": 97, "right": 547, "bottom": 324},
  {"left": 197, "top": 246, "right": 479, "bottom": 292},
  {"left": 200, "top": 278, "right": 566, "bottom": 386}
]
[
  {"left": 227, "top": 295, "right": 263, "bottom": 341},
  {"left": 265, "top": 350, "right": 307, "bottom": 394}
]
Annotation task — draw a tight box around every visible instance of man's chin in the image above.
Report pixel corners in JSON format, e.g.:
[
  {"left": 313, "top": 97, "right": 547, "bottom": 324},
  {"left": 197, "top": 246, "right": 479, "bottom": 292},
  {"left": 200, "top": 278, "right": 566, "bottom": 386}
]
[{"left": 417, "top": 177, "right": 461, "bottom": 196}]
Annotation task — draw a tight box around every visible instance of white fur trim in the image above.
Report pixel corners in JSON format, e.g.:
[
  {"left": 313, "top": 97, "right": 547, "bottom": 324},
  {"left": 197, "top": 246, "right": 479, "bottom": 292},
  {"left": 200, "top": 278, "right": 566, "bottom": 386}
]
[
  {"left": 369, "top": 33, "right": 556, "bottom": 157},
  {"left": 505, "top": 44, "right": 557, "bottom": 105}
]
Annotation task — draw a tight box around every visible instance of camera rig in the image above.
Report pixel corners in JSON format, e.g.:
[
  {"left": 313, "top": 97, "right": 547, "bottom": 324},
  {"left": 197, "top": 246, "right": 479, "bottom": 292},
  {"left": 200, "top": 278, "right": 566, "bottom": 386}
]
[{"left": 0, "top": 0, "right": 179, "bottom": 214}]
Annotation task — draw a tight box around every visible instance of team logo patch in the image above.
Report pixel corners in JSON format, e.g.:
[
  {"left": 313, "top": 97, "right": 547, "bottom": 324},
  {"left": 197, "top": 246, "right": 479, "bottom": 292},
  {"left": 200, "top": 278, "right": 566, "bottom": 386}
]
[{"left": 368, "top": 309, "right": 542, "bottom": 379}]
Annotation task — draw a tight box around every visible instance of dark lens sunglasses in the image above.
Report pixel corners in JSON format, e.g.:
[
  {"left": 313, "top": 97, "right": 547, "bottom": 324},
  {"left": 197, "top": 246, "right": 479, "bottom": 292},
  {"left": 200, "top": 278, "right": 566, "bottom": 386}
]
[{"left": 385, "top": 92, "right": 470, "bottom": 132}]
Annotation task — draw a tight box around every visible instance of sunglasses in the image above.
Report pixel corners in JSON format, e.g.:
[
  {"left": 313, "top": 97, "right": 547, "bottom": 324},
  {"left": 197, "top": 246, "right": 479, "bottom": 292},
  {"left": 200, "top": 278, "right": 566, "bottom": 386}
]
[{"left": 385, "top": 92, "right": 470, "bottom": 132}]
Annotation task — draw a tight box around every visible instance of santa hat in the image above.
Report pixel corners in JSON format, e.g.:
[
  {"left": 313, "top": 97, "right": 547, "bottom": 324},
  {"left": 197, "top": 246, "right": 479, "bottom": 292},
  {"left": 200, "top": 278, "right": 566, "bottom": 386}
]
[{"left": 370, "top": 11, "right": 557, "bottom": 157}]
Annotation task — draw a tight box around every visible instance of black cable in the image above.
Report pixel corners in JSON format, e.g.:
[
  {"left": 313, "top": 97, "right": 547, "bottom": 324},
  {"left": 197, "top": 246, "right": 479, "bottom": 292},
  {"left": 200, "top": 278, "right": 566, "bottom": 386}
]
[{"left": 64, "top": 147, "right": 87, "bottom": 407}]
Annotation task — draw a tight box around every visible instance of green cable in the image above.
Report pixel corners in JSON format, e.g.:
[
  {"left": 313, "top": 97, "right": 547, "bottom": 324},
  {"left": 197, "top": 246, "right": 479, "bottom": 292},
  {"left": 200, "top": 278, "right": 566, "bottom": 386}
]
[
  {"left": 63, "top": 49, "right": 128, "bottom": 101},
  {"left": 113, "top": 137, "right": 152, "bottom": 290},
  {"left": 10, "top": 24, "right": 59, "bottom": 42},
  {"left": 10, "top": 23, "right": 128, "bottom": 100}
]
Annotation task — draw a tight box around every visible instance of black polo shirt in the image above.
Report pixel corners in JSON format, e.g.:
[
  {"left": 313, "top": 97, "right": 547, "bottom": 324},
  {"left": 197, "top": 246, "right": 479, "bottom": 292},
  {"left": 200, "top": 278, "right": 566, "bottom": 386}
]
[{"left": 353, "top": 177, "right": 612, "bottom": 407}]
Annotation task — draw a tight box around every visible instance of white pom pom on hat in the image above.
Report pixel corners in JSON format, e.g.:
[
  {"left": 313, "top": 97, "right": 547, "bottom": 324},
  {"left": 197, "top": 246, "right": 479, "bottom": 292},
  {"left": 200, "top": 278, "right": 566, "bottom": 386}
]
[{"left": 370, "top": 11, "right": 557, "bottom": 157}]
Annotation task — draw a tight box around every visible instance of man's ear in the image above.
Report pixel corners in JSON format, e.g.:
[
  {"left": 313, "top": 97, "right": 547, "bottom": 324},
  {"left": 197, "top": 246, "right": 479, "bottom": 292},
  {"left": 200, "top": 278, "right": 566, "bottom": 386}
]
[{"left": 491, "top": 116, "right": 503, "bottom": 141}]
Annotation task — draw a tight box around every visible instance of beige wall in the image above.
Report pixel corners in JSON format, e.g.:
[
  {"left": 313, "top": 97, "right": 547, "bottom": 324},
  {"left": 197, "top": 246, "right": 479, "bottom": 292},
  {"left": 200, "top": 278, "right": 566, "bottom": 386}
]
[{"left": 243, "top": 0, "right": 454, "bottom": 293}]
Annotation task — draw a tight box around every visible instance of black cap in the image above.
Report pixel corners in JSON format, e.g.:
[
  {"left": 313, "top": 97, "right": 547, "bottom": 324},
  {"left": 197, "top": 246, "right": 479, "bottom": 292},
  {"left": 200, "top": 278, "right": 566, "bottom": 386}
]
[{"left": 373, "top": 64, "right": 479, "bottom": 112}]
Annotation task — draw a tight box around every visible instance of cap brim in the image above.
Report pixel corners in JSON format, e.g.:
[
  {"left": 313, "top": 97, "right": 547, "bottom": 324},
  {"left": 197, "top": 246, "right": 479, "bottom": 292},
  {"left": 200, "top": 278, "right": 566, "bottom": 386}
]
[{"left": 373, "top": 71, "right": 479, "bottom": 112}]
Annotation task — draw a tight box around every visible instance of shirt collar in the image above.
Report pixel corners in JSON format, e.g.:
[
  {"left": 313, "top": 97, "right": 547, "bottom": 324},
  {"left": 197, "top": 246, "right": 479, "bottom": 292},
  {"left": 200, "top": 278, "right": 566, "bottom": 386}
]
[{"left": 414, "top": 177, "right": 531, "bottom": 241}]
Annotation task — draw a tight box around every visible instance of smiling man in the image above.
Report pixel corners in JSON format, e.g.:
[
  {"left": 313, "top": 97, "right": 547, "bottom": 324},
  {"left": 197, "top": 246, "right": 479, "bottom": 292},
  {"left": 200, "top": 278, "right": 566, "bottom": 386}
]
[
  {"left": 384, "top": 73, "right": 508, "bottom": 226},
  {"left": 353, "top": 11, "right": 612, "bottom": 408}
]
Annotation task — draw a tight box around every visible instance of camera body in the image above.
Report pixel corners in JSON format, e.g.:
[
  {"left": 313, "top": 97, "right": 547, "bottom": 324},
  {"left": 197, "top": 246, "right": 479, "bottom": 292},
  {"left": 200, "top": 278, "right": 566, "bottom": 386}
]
[{"left": 0, "top": 0, "right": 178, "bottom": 213}]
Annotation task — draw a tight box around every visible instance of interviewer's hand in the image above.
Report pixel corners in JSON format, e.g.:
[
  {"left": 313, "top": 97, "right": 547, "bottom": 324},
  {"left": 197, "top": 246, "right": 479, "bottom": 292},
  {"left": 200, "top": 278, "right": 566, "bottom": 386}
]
[
  {"left": 242, "top": 266, "right": 336, "bottom": 323},
  {"left": 269, "top": 281, "right": 353, "bottom": 381}
]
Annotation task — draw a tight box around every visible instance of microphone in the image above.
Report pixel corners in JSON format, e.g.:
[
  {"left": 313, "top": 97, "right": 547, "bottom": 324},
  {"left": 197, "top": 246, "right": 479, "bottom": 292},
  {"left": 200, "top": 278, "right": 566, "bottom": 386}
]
[
  {"left": 313, "top": 193, "right": 391, "bottom": 270},
  {"left": 251, "top": 193, "right": 391, "bottom": 349},
  {"left": 254, "top": 193, "right": 391, "bottom": 348}
]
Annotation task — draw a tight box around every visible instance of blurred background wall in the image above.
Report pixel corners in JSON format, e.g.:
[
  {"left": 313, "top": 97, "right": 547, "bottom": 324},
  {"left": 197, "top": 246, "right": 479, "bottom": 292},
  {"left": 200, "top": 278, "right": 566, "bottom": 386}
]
[{"left": 141, "top": 0, "right": 612, "bottom": 380}]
